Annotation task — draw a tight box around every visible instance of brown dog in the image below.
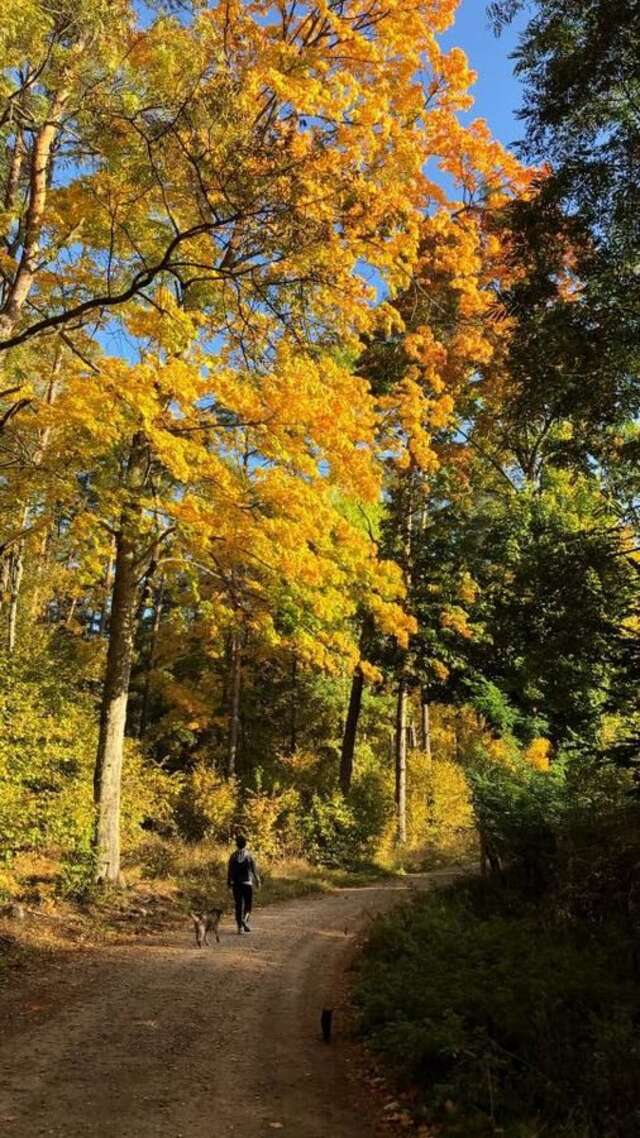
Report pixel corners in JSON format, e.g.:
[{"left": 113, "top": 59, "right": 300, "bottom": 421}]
[{"left": 190, "top": 908, "right": 223, "bottom": 947}]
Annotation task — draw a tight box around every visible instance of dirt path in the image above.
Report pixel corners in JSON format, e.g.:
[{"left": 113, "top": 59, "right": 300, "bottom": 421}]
[{"left": 0, "top": 874, "right": 450, "bottom": 1138}]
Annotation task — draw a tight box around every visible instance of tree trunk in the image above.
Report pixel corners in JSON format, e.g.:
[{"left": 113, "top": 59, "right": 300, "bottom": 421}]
[
  {"left": 0, "top": 554, "right": 10, "bottom": 611},
  {"left": 139, "top": 582, "right": 163, "bottom": 739},
  {"left": 395, "top": 675, "right": 408, "bottom": 845},
  {"left": 13, "top": 367, "right": 58, "bottom": 628},
  {"left": 99, "top": 554, "right": 114, "bottom": 635},
  {"left": 228, "top": 627, "right": 241, "bottom": 778},
  {"left": 29, "top": 525, "right": 52, "bottom": 621},
  {"left": 340, "top": 665, "right": 364, "bottom": 794},
  {"left": 289, "top": 653, "right": 298, "bottom": 755},
  {"left": 7, "top": 542, "right": 24, "bottom": 653},
  {"left": 4, "top": 129, "right": 26, "bottom": 215},
  {"left": 338, "top": 616, "right": 373, "bottom": 793},
  {"left": 93, "top": 528, "right": 139, "bottom": 882},
  {"left": 420, "top": 690, "right": 432, "bottom": 766},
  {"left": 0, "top": 87, "right": 70, "bottom": 338},
  {"left": 65, "top": 594, "right": 78, "bottom": 628},
  {"left": 93, "top": 434, "right": 147, "bottom": 883}
]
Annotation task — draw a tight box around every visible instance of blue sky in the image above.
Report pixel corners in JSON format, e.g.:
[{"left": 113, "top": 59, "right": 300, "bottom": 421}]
[{"left": 442, "top": 1, "right": 527, "bottom": 149}]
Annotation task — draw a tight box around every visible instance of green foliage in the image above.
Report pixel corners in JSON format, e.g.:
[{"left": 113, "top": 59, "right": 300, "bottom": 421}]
[
  {"left": 469, "top": 757, "right": 567, "bottom": 889},
  {"left": 467, "top": 679, "right": 518, "bottom": 737},
  {"left": 356, "top": 877, "right": 640, "bottom": 1137},
  {"left": 357, "top": 753, "right": 640, "bottom": 1135},
  {"left": 469, "top": 753, "right": 638, "bottom": 899},
  {"left": 414, "top": 475, "right": 637, "bottom": 749},
  {"left": 300, "top": 792, "right": 364, "bottom": 866},
  {"left": 291, "top": 744, "right": 394, "bottom": 866},
  {"left": 57, "top": 849, "right": 98, "bottom": 902},
  {"left": 244, "top": 744, "right": 385, "bottom": 867},
  {"left": 0, "top": 640, "right": 97, "bottom": 858},
  {"left": 0, "top": 636, "right": 181, "bottom": 864}
]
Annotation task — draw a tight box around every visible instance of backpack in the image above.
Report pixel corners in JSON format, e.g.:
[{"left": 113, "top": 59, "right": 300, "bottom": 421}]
[{"left": 230, "top": 850, "right": 252, "bottom": 885}]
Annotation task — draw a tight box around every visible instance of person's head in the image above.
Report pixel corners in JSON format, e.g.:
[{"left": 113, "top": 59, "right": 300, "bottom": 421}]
[{"left": 235, "top": 834, "right": 247, "bottom": 849}]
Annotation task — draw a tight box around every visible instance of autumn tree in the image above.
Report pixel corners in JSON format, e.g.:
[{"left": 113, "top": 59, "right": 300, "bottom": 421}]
[{"left": 339, "top": 192, "right": 528, "bottom": 835}]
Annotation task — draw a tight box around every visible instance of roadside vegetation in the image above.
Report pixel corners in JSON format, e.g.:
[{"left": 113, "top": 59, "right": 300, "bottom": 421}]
[{"left": 357, "top": 758, "right": 640, "bottom": 1138}]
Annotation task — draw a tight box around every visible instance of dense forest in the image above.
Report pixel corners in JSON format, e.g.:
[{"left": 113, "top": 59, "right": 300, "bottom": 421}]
[{"left": 0, "top": 1, "right": 639, "bottom": 1134}]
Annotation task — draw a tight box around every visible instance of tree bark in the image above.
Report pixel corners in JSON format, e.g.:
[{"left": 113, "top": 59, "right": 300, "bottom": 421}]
[
  {"left": 228, "top": 627, "right": 242, "bottom": 779},
  {"left": 420, "top": 690, "right": 432, "bottom": 766},
  {"left": 338, "top": 616, "right": 374, "bottom": 793},
  {"left": 10, "top": 364, "right": 58, "bottom": 629},
  {"left": 395, "top": 675, "right": 408, "bottom": 845},
  {"left": 289, "top": 653, "right": 298, "bottom": 755},
  {"left": 340, "top": 664, "right": 364, "bottom": 795},
  {"left": 99, "top": 554, "right": 114, "bottom": 635},
  {"left": 0, "top": 87, "right": 70, "bottom": 338},
  {"left": 93, "top": 528, "right": 139, "bottom": 882},
  {"left": 93, "top": 434, "right": 148, "bottom": 883},
  {"left": 0, "top": 553, "right": 10, "bottom": 611},
  {"left": 4, "top": 129, "right": 26, "bottom": 214},
  {"left": 138, "top": 582, "right": 163, "bottom": 739},
  {"left": 7, "top": 542, "right": 24, "bottom": 653}
]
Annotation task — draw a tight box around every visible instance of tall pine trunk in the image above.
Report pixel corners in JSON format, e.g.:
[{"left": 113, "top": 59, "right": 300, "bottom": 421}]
[
  {"left": 340, "top": 665, "right": 364, "bottom": 794},
  {"left": 93, "top": 435, "right": 147, "bottom": 883},
  {"left": 395, "top": 675, "right": 408, "bottom": 845}
]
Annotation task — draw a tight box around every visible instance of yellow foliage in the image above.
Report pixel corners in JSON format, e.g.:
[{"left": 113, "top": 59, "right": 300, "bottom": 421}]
[
  {"left": 523, "top": 738, "right": 552, "bottom": 772},
  {"left": 486, "top": 736, "right": 520, "bottom": 767},
  {"left": 378, "top": 753, "right": 475, "bottom": 868},
  {"left": 177, "top": 765, "right": 238, "bottom": 842},
  {"left": 240, "top": 788, "right": 302, "bottom": 860}
]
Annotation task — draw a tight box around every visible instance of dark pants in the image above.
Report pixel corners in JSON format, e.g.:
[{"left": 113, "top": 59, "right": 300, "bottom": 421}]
[{"left": 233, "top": 883, "right": 253, "bottom": 928}]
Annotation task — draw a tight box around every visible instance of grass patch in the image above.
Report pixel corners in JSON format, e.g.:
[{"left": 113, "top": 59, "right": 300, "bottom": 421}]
[
  {"left": 355, "top": 875, "right": 640, "bottom": 1138},
  {"left": 124, "top": 836, "right": 390, "bottom": 908},
  {"left": 0, "top": 837, "right": 391, "bottom": 991}
]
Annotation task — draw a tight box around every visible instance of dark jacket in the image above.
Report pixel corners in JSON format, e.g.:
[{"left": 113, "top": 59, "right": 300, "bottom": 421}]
[{"left": 227, "top": 848, "right": 260, "bottom": 887}]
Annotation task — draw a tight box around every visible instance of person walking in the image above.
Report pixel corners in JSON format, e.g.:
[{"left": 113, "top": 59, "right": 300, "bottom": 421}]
[{"left": 227, "top": 834, "right": 261, "bottom": 934}]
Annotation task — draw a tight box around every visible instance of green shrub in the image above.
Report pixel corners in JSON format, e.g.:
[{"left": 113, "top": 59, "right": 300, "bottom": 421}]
[
  {"left": 469, "top": 755, "right": 568, "bottom": 891},
  {"left": 356, "top": 878, "right": 640, "bottom": 1137},
  {"left": 0, "top": 638, "right": 184, "bottom": 862},
  {"left": 57, "top": 848, "right": 98, "bottom": 901},
  {"left": 0, "top": 646, "right": 97, "bottom": 858},
  {"left": 469, "top": 754, "right": 640, "bottom": 908},
  {"left": 300, "top": 792, "right": 362, "bottom": 866}
]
